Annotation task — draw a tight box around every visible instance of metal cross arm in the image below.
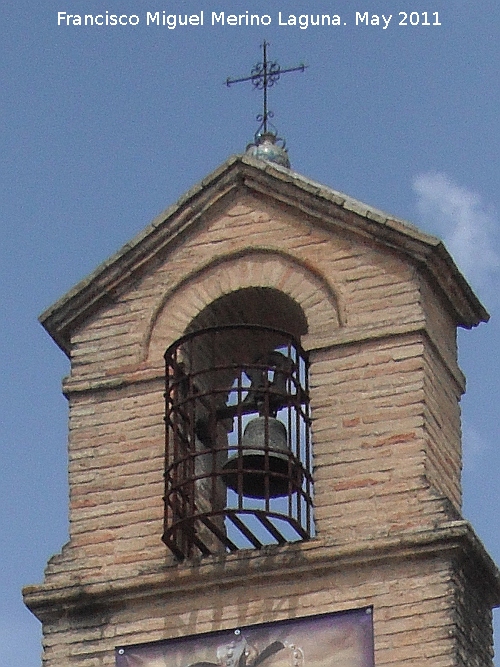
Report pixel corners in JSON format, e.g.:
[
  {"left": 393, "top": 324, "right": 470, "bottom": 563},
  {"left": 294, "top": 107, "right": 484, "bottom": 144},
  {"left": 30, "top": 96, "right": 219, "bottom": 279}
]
[
  {"left": 225, "top": 63, "right": 307, "bottom": 88},
  {"left": 225, "top": 41, "right": 308, "bottom": 136}
]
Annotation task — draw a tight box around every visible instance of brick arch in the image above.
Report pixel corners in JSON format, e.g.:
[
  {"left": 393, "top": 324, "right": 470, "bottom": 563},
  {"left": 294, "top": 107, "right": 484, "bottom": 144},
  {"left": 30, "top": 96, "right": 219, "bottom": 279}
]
[{"left": 145, "top": 249, "right": 342, "bottom": 366}]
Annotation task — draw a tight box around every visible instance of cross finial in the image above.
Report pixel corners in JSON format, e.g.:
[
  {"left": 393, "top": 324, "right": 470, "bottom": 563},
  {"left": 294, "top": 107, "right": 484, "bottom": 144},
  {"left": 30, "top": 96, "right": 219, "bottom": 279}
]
[{"left": 226, "top": 41, "right": 307, "bottom": 139}]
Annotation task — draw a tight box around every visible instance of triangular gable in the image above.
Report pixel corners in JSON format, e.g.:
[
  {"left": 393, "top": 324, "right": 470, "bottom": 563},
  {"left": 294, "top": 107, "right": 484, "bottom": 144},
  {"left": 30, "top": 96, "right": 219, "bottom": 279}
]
[{"left": 40, "top": 154, "right": 488, "bottom": 356}]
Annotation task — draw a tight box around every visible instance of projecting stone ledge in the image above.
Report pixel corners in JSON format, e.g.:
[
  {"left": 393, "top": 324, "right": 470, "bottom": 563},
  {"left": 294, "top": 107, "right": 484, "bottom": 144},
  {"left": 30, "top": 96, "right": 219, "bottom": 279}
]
[{"left": 23, "top": 520, "right": 500, "bottom": 623}]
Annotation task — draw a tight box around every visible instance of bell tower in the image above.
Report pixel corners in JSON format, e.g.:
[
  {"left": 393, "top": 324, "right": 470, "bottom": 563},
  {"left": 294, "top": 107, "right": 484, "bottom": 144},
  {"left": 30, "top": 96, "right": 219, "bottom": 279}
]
[{"left": 24, "top": 141, "right": 500, "bottom": 666}]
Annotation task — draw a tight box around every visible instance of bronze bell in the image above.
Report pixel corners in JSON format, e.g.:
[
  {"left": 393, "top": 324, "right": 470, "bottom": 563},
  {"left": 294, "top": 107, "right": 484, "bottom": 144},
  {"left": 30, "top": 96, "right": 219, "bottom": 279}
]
[{"left": 222, "top": 416, "right": 301, "bottom": 498}]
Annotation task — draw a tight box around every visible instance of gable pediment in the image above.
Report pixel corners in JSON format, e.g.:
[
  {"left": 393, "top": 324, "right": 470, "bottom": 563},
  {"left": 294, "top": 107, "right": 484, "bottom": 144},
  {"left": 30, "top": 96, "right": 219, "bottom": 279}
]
[{"left": 40, "top": 154, "right": 488, "bottom": 357}]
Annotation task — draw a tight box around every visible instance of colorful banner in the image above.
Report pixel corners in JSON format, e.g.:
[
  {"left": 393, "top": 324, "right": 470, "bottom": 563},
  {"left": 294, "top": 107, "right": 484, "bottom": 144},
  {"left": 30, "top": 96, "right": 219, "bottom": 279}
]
[{"left": 116, "top": 607, "right": 374, "bottom": 667}]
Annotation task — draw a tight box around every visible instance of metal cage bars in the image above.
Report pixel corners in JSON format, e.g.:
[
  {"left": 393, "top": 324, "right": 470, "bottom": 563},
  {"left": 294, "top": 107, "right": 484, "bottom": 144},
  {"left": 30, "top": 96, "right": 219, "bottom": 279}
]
[{"left": 163, "top": 324, "right": 313, "bottom": 560}]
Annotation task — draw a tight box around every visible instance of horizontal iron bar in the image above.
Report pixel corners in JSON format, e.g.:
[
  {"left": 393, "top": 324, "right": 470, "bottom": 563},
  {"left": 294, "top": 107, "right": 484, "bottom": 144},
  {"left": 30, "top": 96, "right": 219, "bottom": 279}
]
[{"left": 225, "top": 64, "right": 308, "bottom": 86}]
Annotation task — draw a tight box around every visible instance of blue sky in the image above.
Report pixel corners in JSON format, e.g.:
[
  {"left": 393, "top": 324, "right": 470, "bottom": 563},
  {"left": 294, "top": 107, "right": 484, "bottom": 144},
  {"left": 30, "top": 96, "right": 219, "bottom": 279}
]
[{"left": 1, "top": 0, "right": 499, "bottom": 664}]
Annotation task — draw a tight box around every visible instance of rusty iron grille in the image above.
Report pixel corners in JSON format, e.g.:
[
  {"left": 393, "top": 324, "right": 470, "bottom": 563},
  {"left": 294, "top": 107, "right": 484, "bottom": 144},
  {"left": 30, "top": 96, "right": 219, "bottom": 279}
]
[{"left": 163, "top": 324, "right": 313, "bottom": 560}]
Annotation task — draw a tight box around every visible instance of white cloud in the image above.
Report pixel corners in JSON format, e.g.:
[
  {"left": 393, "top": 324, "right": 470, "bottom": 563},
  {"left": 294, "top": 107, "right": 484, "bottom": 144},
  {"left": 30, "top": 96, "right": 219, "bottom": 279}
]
[
  {"left": 462, "top": 420, "right": 489, "bottom": 471},
  {"left": 413, "top": 172, "right": 500, "bottom": 298}
]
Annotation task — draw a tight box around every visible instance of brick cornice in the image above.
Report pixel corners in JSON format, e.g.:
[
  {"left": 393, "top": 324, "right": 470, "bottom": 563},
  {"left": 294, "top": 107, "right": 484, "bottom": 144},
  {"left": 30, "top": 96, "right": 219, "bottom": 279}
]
[{"left": 23, "top": 520, "right": 500, "bottom": 623}]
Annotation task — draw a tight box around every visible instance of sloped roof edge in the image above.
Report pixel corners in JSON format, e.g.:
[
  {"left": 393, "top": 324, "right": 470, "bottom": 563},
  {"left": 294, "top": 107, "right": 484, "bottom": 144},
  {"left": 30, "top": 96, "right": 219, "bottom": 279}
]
[{"left": 40, "top": 154, "right": 489, "bottom": 356}]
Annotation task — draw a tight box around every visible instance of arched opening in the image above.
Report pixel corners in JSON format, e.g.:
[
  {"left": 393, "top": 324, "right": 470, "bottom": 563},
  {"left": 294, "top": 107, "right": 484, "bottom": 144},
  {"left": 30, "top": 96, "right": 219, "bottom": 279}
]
[
  {"left": 163, "top": 288, "right": 314, "bottom": 560},
  {"left": 186, "top": 286, "right": 308, "bottom": 336}
]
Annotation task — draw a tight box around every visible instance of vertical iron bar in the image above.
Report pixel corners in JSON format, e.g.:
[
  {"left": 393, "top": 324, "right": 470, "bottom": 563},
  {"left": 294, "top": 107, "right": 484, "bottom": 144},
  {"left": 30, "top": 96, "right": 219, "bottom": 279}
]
[
  {"left": 237, "top": 366, "right": 243, "bottom": 509},
  {"left": 304, "top": 352, "right": 311, "bottom": 535},
  {"left": 264, "top": 365, "right": 270, "bottom": 513},
  {"left": 164, "top": 352, "right": 170, "bottom": 542},
  {"left": 296, "top": 353, "right": 302, "bottom": 529},
  {"left": 287, "top": 340, "right": 293, "bottom": 516},
  {"left": 187, "top": 335, "right": 196, "bottom": 556},
  {"left": 262, "top": 40, "right": 268, "bottom": 132}
]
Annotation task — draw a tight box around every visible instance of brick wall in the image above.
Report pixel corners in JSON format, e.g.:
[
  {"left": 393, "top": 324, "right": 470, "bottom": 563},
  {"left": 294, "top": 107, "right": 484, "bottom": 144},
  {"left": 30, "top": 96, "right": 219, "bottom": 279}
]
[{"left": 38, "top": 543, "right": 477, "bottom": 667}]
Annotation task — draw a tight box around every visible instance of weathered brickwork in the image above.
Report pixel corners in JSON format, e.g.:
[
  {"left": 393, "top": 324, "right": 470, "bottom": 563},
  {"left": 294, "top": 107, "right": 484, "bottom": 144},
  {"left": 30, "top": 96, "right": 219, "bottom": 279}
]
[
  {"left": 24, "top": 157, "right": 499, "bottom": 667},
  {"left": 421, "top": 342, "right": 463, "bottom": 513},
  {"left": 419, "top": 277, "right": 460, "bottom": 377},
  {"left": 34, "top": 543, "right": 489, "bottom": 667},
  {"left": 69, "top": 193, "right": 425, "bottom": 379},
  {"left": 452, "top": 553, "right": 496, "bottom": 667}
]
